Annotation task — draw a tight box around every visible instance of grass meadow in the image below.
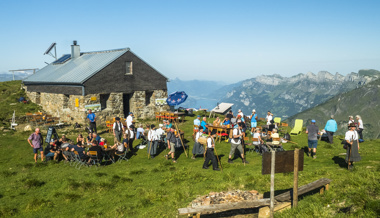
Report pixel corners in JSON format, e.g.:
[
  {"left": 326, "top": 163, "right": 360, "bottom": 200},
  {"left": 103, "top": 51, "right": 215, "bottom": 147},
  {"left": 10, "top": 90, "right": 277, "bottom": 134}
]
[{"left": 0, "top": 81, "right": 379, "bottom": 217}]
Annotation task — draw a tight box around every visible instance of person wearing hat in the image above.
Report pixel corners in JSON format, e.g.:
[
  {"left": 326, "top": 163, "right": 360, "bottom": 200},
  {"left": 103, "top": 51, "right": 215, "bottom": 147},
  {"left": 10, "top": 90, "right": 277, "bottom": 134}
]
[
  {"left": 202, "top": 133, "right": 220, "bottom": 171},
  {"left": 324, "top": 115, "right": 337, "bottom": 144},
  {"left": 165, "top": 127, "right": 178, "bottom": 163},
  {"left": 237, "top": 109, "right": 244, "bottom": 119},
  {"left": 228, "top": 123, "right": 248, "bottom": 164},
  {"left": 250, "top": 109, "right": 258, "bottom": 134},
  {"left": 345, "top": 123, "right": 361, "bottom": 169},
  {"left": 126, "top": 112, "right": 134, "bottom": 129},
  {"left": 306, "top": 119, "right": 319, "bottom": 158},
  {"left": 148, "top": 124, "right": 158, "bottom": 158},
  {"left": 348, "top": 116, "right": 355, "bottom": 126},
  {"left": 113, "top": 117, "right": 124, "bottom": 142},
  {"left": 126, "top": 124, "right": 135, "bottom": 152},
  {"left": 194, "top": 115, "right": 201, "bottom": 127},
  {"left": 192, "top": 126, "right": 205, "bottom": 159}
]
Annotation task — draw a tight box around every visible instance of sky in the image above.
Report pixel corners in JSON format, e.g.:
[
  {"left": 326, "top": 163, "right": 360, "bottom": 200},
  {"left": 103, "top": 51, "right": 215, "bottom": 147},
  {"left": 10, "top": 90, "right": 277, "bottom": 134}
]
[{"left": 1, "top": 0, "right": 380, "bottom": 83}]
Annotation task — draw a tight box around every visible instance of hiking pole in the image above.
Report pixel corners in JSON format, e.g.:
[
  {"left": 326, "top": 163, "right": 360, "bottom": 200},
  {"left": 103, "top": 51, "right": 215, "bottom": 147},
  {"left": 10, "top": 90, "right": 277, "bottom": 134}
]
[
  {"left": 174, "top": 122, "right": 188, "bottom": 158},
  {"left": 242, "top": 132, "right": 246, "bottom": 167},
  {"left": 213, "top": 143, "right": 223, "bottom": 172}
]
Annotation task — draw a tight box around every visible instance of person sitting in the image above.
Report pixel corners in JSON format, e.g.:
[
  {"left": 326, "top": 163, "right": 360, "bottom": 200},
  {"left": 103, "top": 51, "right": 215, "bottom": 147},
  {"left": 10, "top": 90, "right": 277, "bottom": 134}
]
[
  {"left": 201, "top": 117, "right": 209, "bottom": 134},
  {"left": 99, "top": 138, "right": 109, "bottom": 149},
  {"left": 222, "top": 117, "right": 231, "bottom": 126},
  {"left": 74, "top": 142, "right": 89, "bottom": 161},
  {"left": 252, "top": 129, "right": 264, "bottom": 152},
  {"left": 226, "top": 110, "right": 234, "bottom": 120},
  {"left": 136, "top": 125, "right": 145, "bottom": 139},
  {"left": 44, "top": 139, "right": 60, "bottom": 161},
  {"left": 115, "top": 142, "right": 125, "bottom": 155},
  {"left": 93, "top": 133, "right": 101, "bottom": 143},
  {"left": 88, "top": 141, "right": 104, "bottom": 163},
  {"left": 270, "top": 129, "right": 280, "bottom": 145},
  {"left": 268, "top": 120, "right": 276, "bottom": 132},
  {"left": 77, "top": 134, "right": 85, "bottom": 145},
  {"left": 122, "top": 134, "right": 129, "bottom": 152},
  {"left": 86, "top": 132, "right": 93, "bottom": 146},
  {"left": 213, "top": 117, "right": 221, "bottom": 127},
  {"left": 194, "top": 115, "right": 201, "bottom": 127}
]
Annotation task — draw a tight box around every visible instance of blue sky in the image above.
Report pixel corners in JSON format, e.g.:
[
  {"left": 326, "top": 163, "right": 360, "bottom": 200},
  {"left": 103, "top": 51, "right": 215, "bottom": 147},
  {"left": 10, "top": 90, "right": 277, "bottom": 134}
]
[{"left": 1, "top": 0, "right": 379, "bottom": 83}]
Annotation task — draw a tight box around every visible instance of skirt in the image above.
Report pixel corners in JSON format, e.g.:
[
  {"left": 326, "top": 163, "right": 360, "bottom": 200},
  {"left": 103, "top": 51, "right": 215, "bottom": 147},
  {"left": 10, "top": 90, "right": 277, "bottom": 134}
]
[
  {"left": 346, "top": 140, "right": 361, "bottom": 162},
  {"left": 192, "top": 142, "right": 204, "bottom": 155}
]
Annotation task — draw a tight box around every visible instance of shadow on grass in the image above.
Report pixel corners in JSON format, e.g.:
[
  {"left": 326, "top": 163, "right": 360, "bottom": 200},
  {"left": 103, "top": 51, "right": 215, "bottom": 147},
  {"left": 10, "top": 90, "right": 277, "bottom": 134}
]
[
  {"left": 200, "top": 207, "right": 260, "bottom": 217},
  {"left": 332, "top": 156, "right": 347, "bottom": 168}
]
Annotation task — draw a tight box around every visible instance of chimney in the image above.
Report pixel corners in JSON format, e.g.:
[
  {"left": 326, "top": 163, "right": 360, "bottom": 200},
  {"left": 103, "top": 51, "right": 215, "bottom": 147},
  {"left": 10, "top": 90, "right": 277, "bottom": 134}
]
[{"left": 71, "top": 40, "right": 80, "bottom": 59}]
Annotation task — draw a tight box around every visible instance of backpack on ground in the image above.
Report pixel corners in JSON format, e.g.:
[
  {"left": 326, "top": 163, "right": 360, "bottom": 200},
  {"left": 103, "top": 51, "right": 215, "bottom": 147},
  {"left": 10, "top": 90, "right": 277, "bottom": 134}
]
[{"left": 284, "top": 133, "right": 291, "bottom": 141}]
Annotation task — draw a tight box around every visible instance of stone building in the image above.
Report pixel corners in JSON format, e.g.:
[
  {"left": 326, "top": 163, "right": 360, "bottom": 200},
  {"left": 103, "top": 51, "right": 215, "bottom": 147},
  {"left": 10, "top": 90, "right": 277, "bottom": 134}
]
[{"left": 23, "top": 41, "right": 169, "bottom": 125}]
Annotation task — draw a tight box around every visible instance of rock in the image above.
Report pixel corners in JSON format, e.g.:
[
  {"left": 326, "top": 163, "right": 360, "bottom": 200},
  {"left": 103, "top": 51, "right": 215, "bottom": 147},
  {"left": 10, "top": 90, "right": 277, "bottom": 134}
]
[
  {"left": 0, "top": 127, "right": 4, "bottom": 131},
  {"left": 24, "top": 125, "right": 32, "bottom": 131},
  {"left": 3, "top": 129, "right": 10, "bottom": 132},
  {"left": 258, "top": 206, "right": 270, "bottom": 218}
]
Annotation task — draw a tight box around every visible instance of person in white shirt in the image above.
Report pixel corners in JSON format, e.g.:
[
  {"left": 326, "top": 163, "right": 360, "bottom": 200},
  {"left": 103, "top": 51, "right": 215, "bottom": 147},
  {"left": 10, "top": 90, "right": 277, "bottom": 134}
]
[
  {"left": 126, "top": 125, "right": 135, "bottom": 152},
  {"left": 271, "top": 129, "right": 280, "bottom": 145},
  {"left": 228, "top": 123, "right": 248, "bottom": 164},
  {"left": 345, "top": 123, "right": 361, "bottom": 169},
  {"left": 126, "top": 112, "right": 133, "bottom": 129},
  {"left": 237, "top": 109, "right": 244, "bottom": 120},
  {"left": 192, "top": 126, "right": 205, "bottom": 159},
  {"left": 266, "top": 111, "right": 273, "bottom": 125},
  {"left": 348, "top": 116, "right": 354, "bottom": 126},
  {"left": 355, "top": 115, "right": 364, "bottom": 140},
  {"left": 202, "top": 133, "right": 220, "bottom": 171},
  {"left": 112, "top": 117, "right": 124, "bottom": 142},
  {"left": 147, "top": 124, "right": 158, "bottom": 158}
]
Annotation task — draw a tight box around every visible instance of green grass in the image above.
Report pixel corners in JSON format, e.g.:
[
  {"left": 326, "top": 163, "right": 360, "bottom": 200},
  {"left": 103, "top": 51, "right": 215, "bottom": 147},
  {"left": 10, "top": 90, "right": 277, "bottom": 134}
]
[{"left": 0, "top": 114, "right": 379, "bottom": 217}]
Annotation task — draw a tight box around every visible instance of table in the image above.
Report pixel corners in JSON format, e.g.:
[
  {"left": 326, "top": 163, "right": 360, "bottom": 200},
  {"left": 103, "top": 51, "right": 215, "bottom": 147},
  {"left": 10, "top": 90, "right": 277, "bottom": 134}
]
[{"left": 208, "top": 125, "right": 232, "bottom": 143}]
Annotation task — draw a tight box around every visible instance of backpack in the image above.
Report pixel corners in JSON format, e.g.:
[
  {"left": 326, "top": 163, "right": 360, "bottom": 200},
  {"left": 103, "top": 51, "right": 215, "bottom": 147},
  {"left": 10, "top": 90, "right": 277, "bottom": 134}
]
[{"left": 284, "top": 133, "right": 291, "bottom": 141}]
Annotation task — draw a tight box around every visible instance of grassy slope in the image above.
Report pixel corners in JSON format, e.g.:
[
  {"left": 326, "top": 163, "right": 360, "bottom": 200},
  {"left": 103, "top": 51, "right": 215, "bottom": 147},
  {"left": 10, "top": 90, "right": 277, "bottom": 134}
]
[{"left": 0, "top": 115, "right": 379, "bottom": 217}]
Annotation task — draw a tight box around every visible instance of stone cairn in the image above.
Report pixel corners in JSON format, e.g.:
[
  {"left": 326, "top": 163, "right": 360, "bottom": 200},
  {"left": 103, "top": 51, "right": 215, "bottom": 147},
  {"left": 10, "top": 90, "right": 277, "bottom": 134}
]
[{"left": 190, "top": 190, "right": 261, "bottom": 207}]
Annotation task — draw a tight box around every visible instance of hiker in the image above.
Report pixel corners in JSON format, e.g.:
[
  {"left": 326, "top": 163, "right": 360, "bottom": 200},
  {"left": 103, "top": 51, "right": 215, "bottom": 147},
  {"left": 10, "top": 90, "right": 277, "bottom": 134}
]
[
  {"left": 250, "top": 109, "right": 258, "bottom": 134},
  {"left": 165, "top": 127, "right": 178, "bottom": 163},
  {"left": 27, "top": 128, "right": 44, "bottom": 163},
  {"left": 192, "top": 126, "right": 205, "bottom": 159},
  {"left": 324, "top": 115, "right": 337, "bottom": 144},
  {"left": 126, "top": 112, "right": 134, "bottom": 130},
  {"left": 266, "top": 111, "right": 273, "bottom": 125},
  {"left": 348, "top": 116, "right": 355, "bottom": 125},
  {"left": 126, "top": 125, "right": 135, "bottom": 152},
  {"left": 306, "top": 120, "right": 319, "bottom": 159},
  {"left": 228, "top": 123, "right": 248, "bottom": 164},
  {"left": 355, "top": 115, "right": 364, "bottom": 140},
  {"left": 345, "top": 123, "right": 361, "bottom": 169},
  {"left": 202, "top": 133, "right": 220, "bottom": 171},
  {"left": 113, "top": 117, "right": 124, "bottom": 142},
  {"left": 87, "top": 109, "right": 97, "bottom": 133},
  {"left": 147, "top": 125, "right": 158, "bottom": 158}
]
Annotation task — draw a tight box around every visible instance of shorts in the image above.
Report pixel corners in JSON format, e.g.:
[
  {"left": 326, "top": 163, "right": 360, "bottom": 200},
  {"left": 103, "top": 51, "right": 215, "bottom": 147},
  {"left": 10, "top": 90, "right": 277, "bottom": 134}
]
[
  {"left": 33, "top": 147, "right": 43, "bottom": 153},
  {"left": 169, "top": 142, "right": 175, "bottom": 153},
  {"left": 308, "top": 140, "right": 318, "bottom": 149},
  {"left": 229, "top": 143, "right": 243, "bottom": 156},
  {"left": 251, "top": 122, "right": 257, "bottom": 128}
]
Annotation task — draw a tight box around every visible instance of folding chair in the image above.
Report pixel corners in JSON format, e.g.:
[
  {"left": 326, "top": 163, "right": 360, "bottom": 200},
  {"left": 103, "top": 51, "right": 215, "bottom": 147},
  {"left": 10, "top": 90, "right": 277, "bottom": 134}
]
[
  {"left": 155, "top": 112, "right": 160, "bottom": 121},
  {"left": 73, "top": 151, "right": 88, "bottom": 170},
  {"left": 115, "top": 145, "right": 129, "bottom": 163},
  {"left": 88, "top": 151, "right": 101, "bottom": 168}
]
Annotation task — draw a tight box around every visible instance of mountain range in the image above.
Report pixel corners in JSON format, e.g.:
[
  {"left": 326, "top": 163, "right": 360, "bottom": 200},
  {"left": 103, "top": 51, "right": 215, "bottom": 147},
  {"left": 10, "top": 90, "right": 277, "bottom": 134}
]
[{"left": 0, "top": 71, "right": 32, "bottom": 82}]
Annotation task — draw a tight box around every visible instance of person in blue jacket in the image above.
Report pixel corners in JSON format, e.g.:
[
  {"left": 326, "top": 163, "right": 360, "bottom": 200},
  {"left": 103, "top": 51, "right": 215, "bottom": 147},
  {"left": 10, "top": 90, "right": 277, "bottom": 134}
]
[{"left": 324, "top": 115, "right": 337, "bottom": 144}]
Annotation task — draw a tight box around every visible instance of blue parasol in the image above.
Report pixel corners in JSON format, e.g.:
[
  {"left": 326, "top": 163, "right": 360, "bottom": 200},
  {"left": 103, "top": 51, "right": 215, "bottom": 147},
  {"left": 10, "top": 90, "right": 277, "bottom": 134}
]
[{"left": 166, "top": 91, "right": 188, "bottom": 106}]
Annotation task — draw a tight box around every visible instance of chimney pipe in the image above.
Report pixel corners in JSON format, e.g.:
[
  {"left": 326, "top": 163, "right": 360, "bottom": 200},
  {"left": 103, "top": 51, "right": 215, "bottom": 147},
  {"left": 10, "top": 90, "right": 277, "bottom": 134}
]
[{"left": 71, "top": 40, "right": 80, "bottom": 59}]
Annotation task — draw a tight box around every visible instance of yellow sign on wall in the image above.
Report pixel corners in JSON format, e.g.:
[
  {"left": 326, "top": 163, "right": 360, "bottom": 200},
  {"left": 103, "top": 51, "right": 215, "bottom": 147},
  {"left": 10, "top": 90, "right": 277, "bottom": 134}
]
[
  {"left": 75, "top": 98, "right": 79, "bottom": 107},
  {"left": 90, "top": 96, "right": 97, "bottom": 101}
]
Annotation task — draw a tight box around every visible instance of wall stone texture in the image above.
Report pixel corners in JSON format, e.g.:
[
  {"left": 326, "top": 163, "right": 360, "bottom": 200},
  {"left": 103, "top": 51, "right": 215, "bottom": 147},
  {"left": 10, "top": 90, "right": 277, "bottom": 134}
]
[{"left": 26, "top": 89, "right": 169, "bottom": 126}]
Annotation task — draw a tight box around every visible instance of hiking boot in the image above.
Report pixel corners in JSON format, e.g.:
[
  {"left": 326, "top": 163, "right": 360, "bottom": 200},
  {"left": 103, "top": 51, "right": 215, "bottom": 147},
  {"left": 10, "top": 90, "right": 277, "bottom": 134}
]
[
  {"left": 228, "top": 159, "right": 233, "bottom": 164},
  {"left": 213, "top": 168, "right": 221, "bottom": 171},
  {"left": 242, "top": 159, "right": 249, "bottom": 164},
  {"left": 164, "top": 155, "right": 168, "bottom": 160},
  {"left": 307, "top": 152, "right": 311, "bottom": 157},
  {"left": 203, "top": 166, "right": 209, "bottom": 169},
  {"left": 172, "top": 160, "right": 177, "bottom": 163},
  {"left": 191, "top": 155, "right": 196, "bottom": 160}
]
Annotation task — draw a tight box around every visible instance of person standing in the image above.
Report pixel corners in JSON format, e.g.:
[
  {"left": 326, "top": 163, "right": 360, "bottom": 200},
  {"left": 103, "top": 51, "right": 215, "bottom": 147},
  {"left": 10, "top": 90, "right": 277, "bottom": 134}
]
[
  {"left": 113, "top": 117, "right": 124, "bottom": 142},
  {"left": 348, "top": 116, "right": 355, "bottom": 125},
  {"left": 228, "top": 123, "right": 248, "bottom": 164},
  {"left": 266, "top": 111, "right": 273, "bottom": 125},
  {"left": 345, "top": 123, "right": 361, "bottom": 169},
  {"left": 355, "top": 115, "right": 364, "bottom": 140},
  {"left": 27, "top": 128, "right": 44, "bottom": 163},
  {"left": 324, "top": 115, "right": 337, "bottom": 144},
  {"left": 147, "top": 125, "right": 158, "bottom": 158},
  {"left": 165, "top": 127, "right": 177, "bottom": 163},
  {"left": 226, "top": 110, "right": 234, "bottom": 120},
  {"left": 192, "top": 126, "right": 205, "bottom": 159},
  {"left": 87, "top": 109, "right": 97, "bottom": 133},
  {"left": 126, "top": 112, "right": 133, "bottom": 129},
  {"left": 202, "top": 133, "right": 220, "bottom": 171},
  {"left": 250, "top": 109, "right": 258, "bottom": 134},
  {"left": 126, "top": 125, "right": 135, "bottom": 152},
  {"left": 306, "top": 120, "right": 319, "bottom": 159}
]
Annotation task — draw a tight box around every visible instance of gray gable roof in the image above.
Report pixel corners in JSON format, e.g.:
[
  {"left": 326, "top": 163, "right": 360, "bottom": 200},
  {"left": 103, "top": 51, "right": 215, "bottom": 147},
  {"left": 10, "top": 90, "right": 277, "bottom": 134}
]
[{"left": 23, "top": 48, "right": 129, "bottom": 85}]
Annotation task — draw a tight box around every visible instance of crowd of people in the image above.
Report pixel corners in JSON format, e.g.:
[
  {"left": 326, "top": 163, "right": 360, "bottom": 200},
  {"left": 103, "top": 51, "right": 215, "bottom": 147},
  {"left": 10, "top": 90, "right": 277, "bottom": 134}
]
[{"left": 27, "top": 108, "right": 364, "bottom": 170}]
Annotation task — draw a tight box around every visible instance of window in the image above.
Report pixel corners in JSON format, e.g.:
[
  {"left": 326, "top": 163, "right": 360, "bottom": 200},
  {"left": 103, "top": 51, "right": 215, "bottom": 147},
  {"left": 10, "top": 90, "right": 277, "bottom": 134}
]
[
  {"left": 125, "top": 61, "right": 133, "bottom": 75},
  {"left": 62, "top": 94, "right": 69, "bottom": 109},
  {"left": 100, "top": 94, "right": 110, "bottom": 110}
]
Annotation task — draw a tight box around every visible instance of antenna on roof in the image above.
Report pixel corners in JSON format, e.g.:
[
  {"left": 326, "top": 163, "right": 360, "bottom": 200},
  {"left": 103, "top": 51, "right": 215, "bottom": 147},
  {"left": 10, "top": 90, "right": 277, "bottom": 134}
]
[{"left": 44, "top": 42, "right": 57, "bottom": 60}]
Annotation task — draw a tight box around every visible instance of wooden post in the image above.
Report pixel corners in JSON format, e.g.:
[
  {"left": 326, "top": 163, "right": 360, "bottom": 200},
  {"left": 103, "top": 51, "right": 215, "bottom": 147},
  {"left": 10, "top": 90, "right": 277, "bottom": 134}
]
[
  {"left": 293, "top": 149, "right": 299, "bottom": 207},
  {"left": 270, "top": 149, "right": 275, "bottom": 218}
]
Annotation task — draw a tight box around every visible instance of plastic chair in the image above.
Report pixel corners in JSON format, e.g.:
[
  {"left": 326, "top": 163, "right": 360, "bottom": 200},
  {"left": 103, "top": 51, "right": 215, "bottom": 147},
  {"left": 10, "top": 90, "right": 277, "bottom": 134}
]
[
  {"left": 274, "top": 117, "right": 281, "bottom": 125},
  {"left": 290, "top": 119, "right": 303, "bottom": 135}
]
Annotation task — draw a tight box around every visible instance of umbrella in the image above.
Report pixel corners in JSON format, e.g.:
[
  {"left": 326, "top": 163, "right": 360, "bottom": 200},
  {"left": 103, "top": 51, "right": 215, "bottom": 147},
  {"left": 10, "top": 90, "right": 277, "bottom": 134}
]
[{"left": 166, "top": 91, "right": 188, "bottom": 106}]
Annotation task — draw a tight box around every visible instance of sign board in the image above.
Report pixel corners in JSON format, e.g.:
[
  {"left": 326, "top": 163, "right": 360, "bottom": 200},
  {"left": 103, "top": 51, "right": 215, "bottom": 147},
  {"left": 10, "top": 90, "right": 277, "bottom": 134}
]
[
  {"left": 84, "top": 104, "right": 101, "bottom": 112},
  {"left": 262, "top": 150, "right": 304, "bottom": 175},
  {"left": 45, "top": 127, "right": 59, "bottom": 143},
  {"left": 90, "top": 96, "right": 97, "bottom": 101},
  {"left": 75, "top": 98, "right": 79, "bottom": 107},
  {"left": 155, "top": 98, "right": 167, "bottom": 105}
]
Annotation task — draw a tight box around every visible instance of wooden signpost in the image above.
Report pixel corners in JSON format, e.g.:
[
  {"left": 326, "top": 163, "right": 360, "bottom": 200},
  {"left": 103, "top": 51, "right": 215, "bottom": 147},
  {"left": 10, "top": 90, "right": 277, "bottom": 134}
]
[{"left": 262, "top": 148, "right": 303, "bottom": 217}]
